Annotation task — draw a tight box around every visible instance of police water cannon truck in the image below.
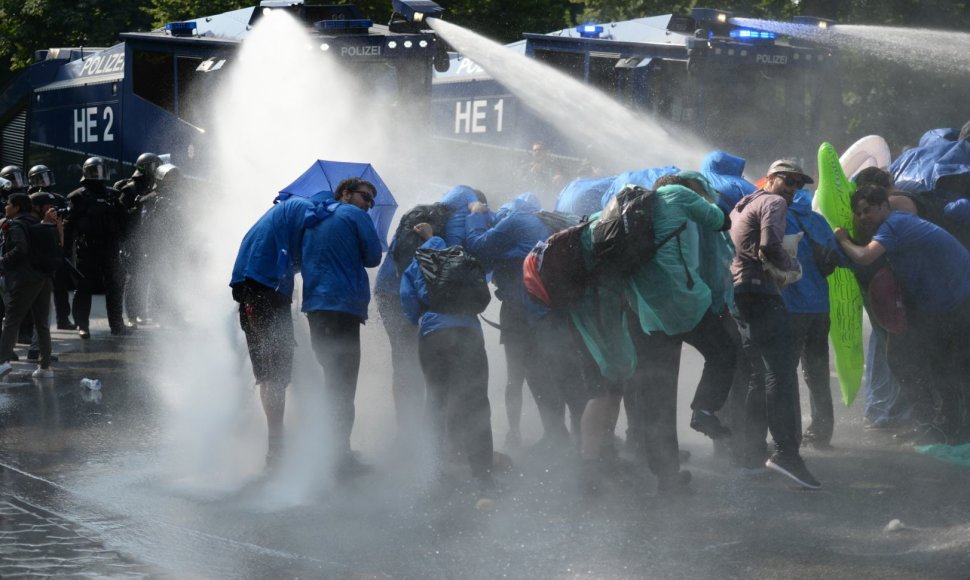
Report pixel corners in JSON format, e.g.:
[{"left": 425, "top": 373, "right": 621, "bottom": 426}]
[
  {"left": 0, "top": 0, "right": 445, "bottom": 185},
  {"left": 431, "top": 7, "right": 840, "bottom": 180}
]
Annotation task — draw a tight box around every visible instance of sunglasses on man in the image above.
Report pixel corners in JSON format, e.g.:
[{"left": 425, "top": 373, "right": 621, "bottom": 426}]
[
  {"left": 780, "top": 175, "right": 806, "bottom": 189},
  {"left": 352, "top": 189, "right": 375, "bottom": 207}
]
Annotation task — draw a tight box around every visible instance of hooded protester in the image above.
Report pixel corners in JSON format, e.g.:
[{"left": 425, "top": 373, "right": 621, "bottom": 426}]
[
  {"left": 782, "top": 188, "right": 843, "bottom": 449},
  {"left": 700, "top": 150, "right": 757, "bottom": 212},
  {"left": 400, "top": 222, "right": 495, "bottom": 506},
  {"left": 231, "top": 196, "right": 315, "bottom": 468},
  {"left": 555, "top": 176, "right": 613, "bottom": 215},
  {"left": 465, "top": 192, "right": 585, "bottom": 448}
]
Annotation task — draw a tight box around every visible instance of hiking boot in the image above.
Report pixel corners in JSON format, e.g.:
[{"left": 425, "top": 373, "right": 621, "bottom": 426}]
[
  {"left": 765, "top": 452, "right": 821, "bottom": 489},
  {"left": 690, "top": 409, "right": 732, "bottom": 439},
  {"left": 657, "top": 469, "right": 693, "bottom": 496}
]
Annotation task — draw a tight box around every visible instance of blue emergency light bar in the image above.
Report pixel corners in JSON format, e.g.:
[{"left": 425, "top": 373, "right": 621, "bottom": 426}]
[
  {"left": 165, "top": 21, "right": 198, "bottom": 37},
  {"left": 729, "top": 28, "right": 777, "bottom": 41},
  {"left": 314, "top": 18, "right": 373, "bottom": 31},
  {"left": 577, "top": 24, "right": 604, "bottom": 38}
]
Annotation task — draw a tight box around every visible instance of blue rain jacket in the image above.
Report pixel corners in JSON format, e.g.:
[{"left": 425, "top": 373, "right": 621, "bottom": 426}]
[
  {"left": 230, "top": 197, "right": 315, "bottom": 300},
  {"left": 782, "top": 190, "right": 841, "bottom": 314},
  {"left": 301, "top": 201, "right": 382, "bottom": 318},
  {"left": 890, "top": 127, "right": 965, "bottom": 195},
  {"left": 701, "top": 150, "right": 757, "bottom": 212},
  {"left": 400, "top": 236, "right": 482, "bottom": 336},
  {"left": 439, "top": 185, "right": 483, "bottom": 246},
  {"left": 464, "top": 193, "right": 549, "bottom": 302},
  {"left": 601, "top": 166, "right": 680, "bottom": 207},
  {"left": 556, "top": 176, "right": 614, "bottom": 215}
]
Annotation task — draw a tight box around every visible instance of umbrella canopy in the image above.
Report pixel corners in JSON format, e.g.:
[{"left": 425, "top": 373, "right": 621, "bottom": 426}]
[{"left": 276, "top": 160, "right": 397, "bottom": 252}]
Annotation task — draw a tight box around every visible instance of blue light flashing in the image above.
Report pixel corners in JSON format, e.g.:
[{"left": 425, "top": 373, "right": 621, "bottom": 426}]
[
  {"left": 315, "top": 19, "right": 374, "bottom": 31},
  {"left": 729, "top": 28, "right": 777, "bottom": 40},
  {"left": 165, "top": 21, "right": 198, "bottom": 34},
  {"left": 577, "top": 24, "right": 604, "bottom": 38}
]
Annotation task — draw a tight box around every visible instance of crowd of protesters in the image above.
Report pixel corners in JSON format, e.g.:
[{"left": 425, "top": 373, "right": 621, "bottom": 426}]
[{"left": 227, "top": 121, "right": 970, "bottom": 507}]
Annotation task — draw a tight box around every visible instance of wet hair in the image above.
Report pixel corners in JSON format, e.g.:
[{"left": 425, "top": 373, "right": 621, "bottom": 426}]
[
  {"left": 652, "top": 173, "right": 685, "bottom": 189},
  {"left": 850, "top": 184, "right": 890, "bottom": 213},
  {"left": 6, "top": 193, "right": 32, "bottom": 213},
  {"left": 853, "top": 166, "right": 893, "bottom": 189},
  {"left": 960, "top": 120, "right": 970, "bottom": 141},
  {"left": 335, "top": 177, "right": 375, "bottom": 199},
  {"left": 472, "top": 188, "right": 488, "bottom": 205}
]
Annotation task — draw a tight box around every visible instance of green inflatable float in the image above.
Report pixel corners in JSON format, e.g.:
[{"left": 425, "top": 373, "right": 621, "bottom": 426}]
[{"left": 814, "top": 143, "right": 864, "bottom": 406}]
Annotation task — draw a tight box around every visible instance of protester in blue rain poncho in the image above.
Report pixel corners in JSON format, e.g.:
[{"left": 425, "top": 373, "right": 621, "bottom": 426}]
[
  {"left": 465, "top": 192, "right": 584, "bottom": 447},
  {"left": 700, "top": 150, "right": 757, "bottom": 212},
  {"left": 556, "top": 176, "right": 614, "bottom": 215},
  {"left": 301, "top": 178, "right": 383, "bottom": 478},
  {"left": 438, "top": 184, "right": 488, "bottom": 246},
  {"left": 230, "top": 196, "right": 315, "bottom": 468},
  {"left": 400, "top": 225, "right": 495, "bottom": 502},
  {"left": 890, "top": 125, "right": 970, "bottom": 245},
  {"left": 599, "top": 166, "right": 679, "bottom": 208},
  {"left": 782, "top": 188, "right": 843, "bottom": 449}
]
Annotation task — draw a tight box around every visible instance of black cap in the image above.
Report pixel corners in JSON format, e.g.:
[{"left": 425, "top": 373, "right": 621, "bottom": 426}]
[{"left": 29, "top": 192, "right": 58, "bottom": 207}]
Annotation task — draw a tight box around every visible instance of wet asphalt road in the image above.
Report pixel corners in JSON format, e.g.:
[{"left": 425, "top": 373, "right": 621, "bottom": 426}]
[{"left": 1, "top": 299, "right": 969, "bottom": 579}]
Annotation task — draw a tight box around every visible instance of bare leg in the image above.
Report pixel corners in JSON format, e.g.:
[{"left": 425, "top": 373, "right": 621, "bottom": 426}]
[
  {"left": 580, "top": 393, "right": 622, "bottom": 460},
  {"left": 260, "top": 382, "right": 286, "bottom": 464}
]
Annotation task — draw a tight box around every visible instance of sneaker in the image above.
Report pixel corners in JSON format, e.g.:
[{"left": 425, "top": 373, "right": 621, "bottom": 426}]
[
  {"left": 27, "top": 351, "right": 59, "bottom": 362},
  {"left": 765, "top": 452, "right": 821, "bottom": 489},
  {"left": 0, "top": 362, "right": 12, "bottom": 378},
  {"left": 31, "top": 366, "right": 54, "bottom": 379},
  {"left": 690, "top": 409, "right": 732, "bottom": 439},
  {"left": 79, "top": 329, "right": 91, "bottom": 340}
]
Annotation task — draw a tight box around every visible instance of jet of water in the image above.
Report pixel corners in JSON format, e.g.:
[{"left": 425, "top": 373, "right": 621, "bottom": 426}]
[
  {"left": 732, "top": 18, "right": 970, "bottom": 75},
  {"left": 428, "top": 18, "right": 708, "bottom": 172}
]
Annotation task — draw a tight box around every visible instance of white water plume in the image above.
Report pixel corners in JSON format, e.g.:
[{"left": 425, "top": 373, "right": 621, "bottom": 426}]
[
  {"left": 732, "top": 18, "right": 970, "bottom": 75},
  {"left": 428, "top": 18, "right": 708, "bottom": 172},
  {"left": 148, "top": 10, "right": 416, "bottom": 500}
]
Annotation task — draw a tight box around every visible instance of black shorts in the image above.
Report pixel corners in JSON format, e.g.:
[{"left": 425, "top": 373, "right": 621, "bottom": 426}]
[{"left": 234, "top": 281, "right": 295, "bottom": 386}]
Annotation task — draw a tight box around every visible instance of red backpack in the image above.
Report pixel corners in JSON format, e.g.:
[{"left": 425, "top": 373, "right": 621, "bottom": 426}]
[{"left": 523, "top": 219, "right": 590, "bottom": 308}]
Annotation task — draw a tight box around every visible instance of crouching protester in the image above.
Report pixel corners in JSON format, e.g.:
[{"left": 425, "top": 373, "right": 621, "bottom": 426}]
[
  {"left": 399, "top": 223, "right": 497, "bottom": 505},
  {"left": 0, "top": 193, "right": 61, "bottom": 378},
  {"left": 835, "top": 184, "right": 970, "bottom": 445},
  {"left": 230, "top": 196, "right": 315, "bottom": 468}
]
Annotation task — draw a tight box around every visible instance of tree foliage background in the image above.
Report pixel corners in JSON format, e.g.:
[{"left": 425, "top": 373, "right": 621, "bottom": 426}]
[{"left": 2, "top": 0, "right": 969, "bottom": 151}]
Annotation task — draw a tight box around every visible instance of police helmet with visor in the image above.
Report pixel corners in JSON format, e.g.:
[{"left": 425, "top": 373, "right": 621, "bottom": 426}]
[
  {"left": 81, "top": 157, "right": 109, "bottom": 182},
  {"left": 28, "top": 165, "right": 55, "bottom": 189},
  {"left": 0, "top": 165, "right": 26, "bottom": 190}
]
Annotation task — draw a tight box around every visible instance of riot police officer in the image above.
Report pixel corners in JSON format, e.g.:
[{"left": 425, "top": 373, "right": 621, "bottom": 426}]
[
  {"left": 139, "top": 163, "right": 183, "bottom": 326},
  {"left": 0, "top": 165, "right": 27, "bottom": 203},
  {"left": 27, "top": 165, "right": 74, "bottom": 330},
  {"left": 64, "top": 156, "right": 128, "bottom": 338},
  {"left": 114, "top": 152, "right": 161, "bottom": 327}
]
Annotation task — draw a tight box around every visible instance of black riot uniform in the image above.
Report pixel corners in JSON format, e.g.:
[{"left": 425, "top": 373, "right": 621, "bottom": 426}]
[
  {"left": 64, "top": 158, "right": 128, "bottom": 337},
  {"left": 114, "top": 153, "right": 160, "bottom": 326}
]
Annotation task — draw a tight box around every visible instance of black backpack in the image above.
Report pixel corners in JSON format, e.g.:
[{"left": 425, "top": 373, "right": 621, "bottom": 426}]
[
  {"left": 591, "top": 184, "right": 684, "bottom": 279},
  {"left": 391, "top": 203, "right": 453, "bottom": 275},
  {"left": 12, "top": 220, "right": 61, "bottom": 274},
  {"left": 414, "top": 245, "right": 491, "bottom": 315}
]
